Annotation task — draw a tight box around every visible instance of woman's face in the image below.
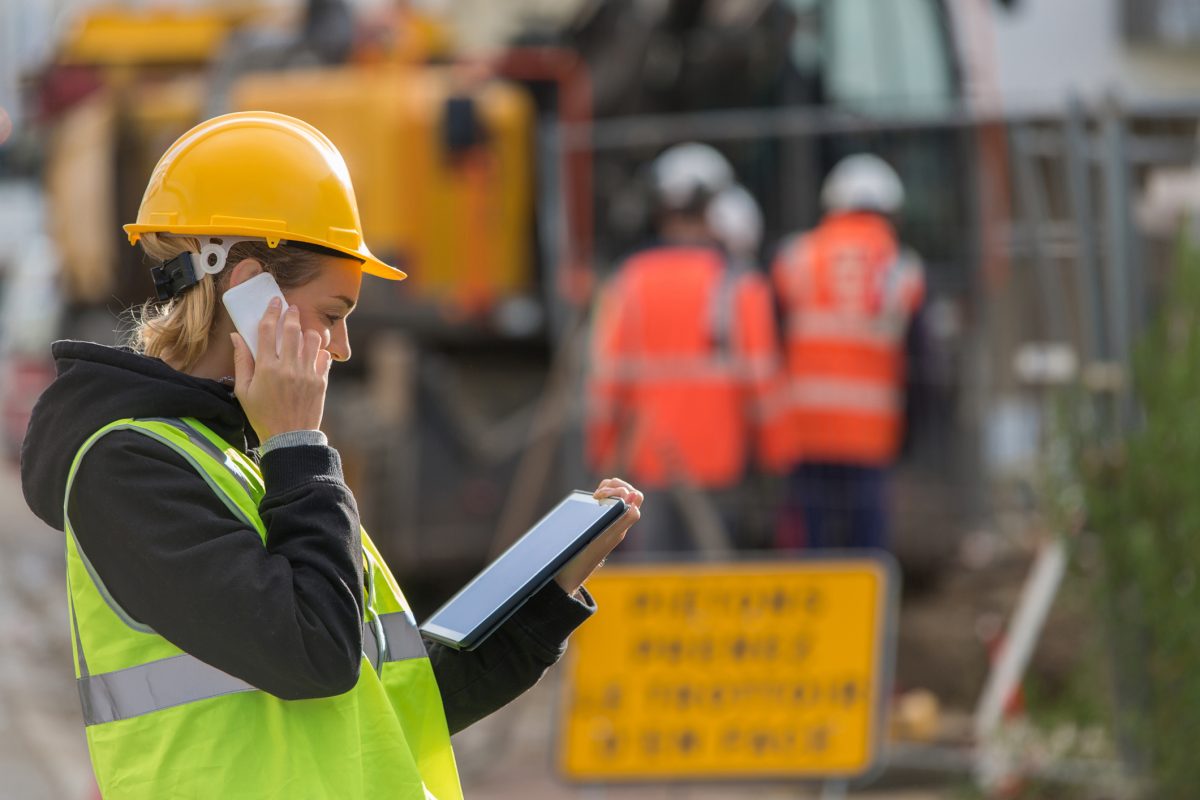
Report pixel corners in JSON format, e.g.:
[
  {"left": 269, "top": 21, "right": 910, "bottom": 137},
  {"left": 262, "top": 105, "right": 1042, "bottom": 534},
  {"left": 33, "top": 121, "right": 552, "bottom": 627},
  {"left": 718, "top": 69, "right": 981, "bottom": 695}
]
[{"left": 280, "top": 255, "right": 363, "bottom": 363}]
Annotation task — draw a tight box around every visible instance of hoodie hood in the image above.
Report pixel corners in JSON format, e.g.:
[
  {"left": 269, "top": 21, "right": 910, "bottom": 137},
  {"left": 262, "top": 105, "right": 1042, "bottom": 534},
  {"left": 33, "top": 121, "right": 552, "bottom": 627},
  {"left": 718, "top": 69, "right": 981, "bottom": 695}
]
[{"left": 21, "top": 341, "right": 252, "bottom": 530}]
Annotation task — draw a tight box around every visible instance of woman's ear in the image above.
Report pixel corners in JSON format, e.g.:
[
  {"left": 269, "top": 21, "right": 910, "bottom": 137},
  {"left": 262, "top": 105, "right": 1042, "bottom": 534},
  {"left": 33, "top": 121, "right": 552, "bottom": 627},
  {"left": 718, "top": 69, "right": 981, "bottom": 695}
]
[{"left": 226, "top": 258, "right": 264, "bottom": 289}]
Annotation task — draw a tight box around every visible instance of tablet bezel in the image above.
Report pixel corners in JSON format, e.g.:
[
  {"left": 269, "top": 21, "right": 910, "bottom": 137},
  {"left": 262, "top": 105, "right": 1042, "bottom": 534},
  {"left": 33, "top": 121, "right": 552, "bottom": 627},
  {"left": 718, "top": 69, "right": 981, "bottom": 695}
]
[{"left": 419, "top": 491, "right": 625, "bottom": 650}]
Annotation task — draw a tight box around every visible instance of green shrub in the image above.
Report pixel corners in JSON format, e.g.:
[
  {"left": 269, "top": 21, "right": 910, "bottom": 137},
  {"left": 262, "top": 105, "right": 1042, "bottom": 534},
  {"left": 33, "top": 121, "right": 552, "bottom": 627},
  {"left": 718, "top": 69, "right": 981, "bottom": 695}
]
[{"left": 1083, "top": 242, "right": 1200, "bottom": 797}]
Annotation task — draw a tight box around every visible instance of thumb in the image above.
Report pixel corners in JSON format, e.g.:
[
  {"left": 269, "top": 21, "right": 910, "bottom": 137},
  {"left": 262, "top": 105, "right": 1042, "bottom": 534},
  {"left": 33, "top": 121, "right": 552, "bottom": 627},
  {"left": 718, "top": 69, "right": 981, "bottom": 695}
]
[{"left": 231, "top": 333, "right": 253, "bottom": 396}]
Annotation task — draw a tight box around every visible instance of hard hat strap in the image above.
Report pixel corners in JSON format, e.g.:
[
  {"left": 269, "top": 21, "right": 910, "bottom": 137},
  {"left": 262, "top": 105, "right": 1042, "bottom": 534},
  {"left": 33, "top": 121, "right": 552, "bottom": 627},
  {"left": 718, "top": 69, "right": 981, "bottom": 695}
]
[
  {"left": 150, "top": 237, "right": 258, "bottom": 300},
  {"left": 150, "top": 252, "right": 200, "bottom": 301},
  {"left": 194, "top": 236, "right": 257, "bottom": 276}
]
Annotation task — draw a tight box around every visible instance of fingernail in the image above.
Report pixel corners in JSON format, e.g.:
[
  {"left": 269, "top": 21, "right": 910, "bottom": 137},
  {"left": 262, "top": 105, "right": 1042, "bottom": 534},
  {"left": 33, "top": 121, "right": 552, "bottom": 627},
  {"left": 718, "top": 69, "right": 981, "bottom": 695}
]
[
  {"left": 269, "top": 297, "right": 281, "bottom": 309},
  {"left": 287, "top": 305, "right": 298, "bottom": 314}
]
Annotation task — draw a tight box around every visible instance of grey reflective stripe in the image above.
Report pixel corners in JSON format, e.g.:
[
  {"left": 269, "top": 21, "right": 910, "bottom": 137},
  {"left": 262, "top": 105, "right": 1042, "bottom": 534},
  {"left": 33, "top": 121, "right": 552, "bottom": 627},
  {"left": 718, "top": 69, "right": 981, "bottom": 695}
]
[
  {"left": 75, "top": 421, "right": 259, "bottom": 535},
  {"left": 143, "top": 417, "right": 256, "bottom": 500},
  {"left": 68, "top": 593, "right": 89, "bottom": 677},
  {"left": 362, "top": 550, "right": 383, "bottom": 673},
  {"left": 363, "top": 612, "right": 427, "bottom": 668},
  {"left": 63, "top": 421, "right": 260, "bottom": 635},
  {"left": 363, "top": 616, "right": 381, "bottom": 670},
  {"left": 67, "top": 533, "right": 155, "bottom": 635},
  {"left": 64, "top": 423, "right": 172, "bottom": 636},
  {"left": 79, "top": 653, "right": 256, "bottom": 726},
  {"left": 78, "top": 611, "right": 427, "bottom": 726},
  {"left": 381, "top": 612, "right": 427, "bottom": 662}
]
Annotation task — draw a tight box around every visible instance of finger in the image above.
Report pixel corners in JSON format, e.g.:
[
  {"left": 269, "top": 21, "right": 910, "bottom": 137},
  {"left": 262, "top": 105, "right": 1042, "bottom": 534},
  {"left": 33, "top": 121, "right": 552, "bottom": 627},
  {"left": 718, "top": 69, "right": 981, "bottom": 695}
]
[
  {"left": 593, "top": 477, "right": 622, "bottom": 496},
  {"left": 316, "top": 348, "right": 333, "bottom": 378},
  {"left": 230, "top": 333, "right": 253, "bottom": 397},
  {"left": 614, "top": 513, "right": 643, "bottom": 537},
  {"left": 302, "top": 330, "right": 322, "bottom": 369},
  {"left": 585, "top": 514, "right": 635, "bottom": 555},
  {"left": 280, "top": 305, "right": 303, "bottom": 361},
  {"left": 599, "top": 509, "right": 638, "bottom": 546},
  {"left": 594, "top": 483, "right": 642, "bottom": 508},
  {"left": 257, "top": 297, "right": 284, "bottom": 363},
  {"left": 604, "top": 479, "right": 643, "bottom": 508},
  {"left": 607, "top": 488, "right": 637, "bottom": 506},
  {"left": 614, "top": 487, "right": 645, "bottom": 508},
  {"left": 595, "top": 476, "right": 636, "bottom": 494}
]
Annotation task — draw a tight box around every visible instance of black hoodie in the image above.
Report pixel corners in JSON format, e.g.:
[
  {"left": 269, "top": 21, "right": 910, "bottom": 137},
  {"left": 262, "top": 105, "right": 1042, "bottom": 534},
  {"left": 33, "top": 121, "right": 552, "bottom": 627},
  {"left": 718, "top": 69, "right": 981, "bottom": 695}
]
[{"left": 22, "top": 341, "right": 592, "bottom": 733}]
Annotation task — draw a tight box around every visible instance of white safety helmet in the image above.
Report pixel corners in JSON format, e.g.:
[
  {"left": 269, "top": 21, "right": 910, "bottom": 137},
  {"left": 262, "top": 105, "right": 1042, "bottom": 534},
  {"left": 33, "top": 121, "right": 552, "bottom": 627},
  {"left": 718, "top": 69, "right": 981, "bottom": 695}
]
[
  {"left": 820, "top": 153, "right": 905, "bottom": 215},
  {"left": 706, "top": 184, "right": 763, "bottom": 260},
  {"left": 650, "top": 142, "right": 735, "bottom": 213}
]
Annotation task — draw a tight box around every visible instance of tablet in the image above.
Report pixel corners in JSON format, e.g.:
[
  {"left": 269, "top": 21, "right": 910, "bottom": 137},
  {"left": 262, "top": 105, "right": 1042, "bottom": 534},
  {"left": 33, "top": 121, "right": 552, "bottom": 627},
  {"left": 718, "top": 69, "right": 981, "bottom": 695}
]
[{"left": 420, "top": 490, "right": 626, "bottom": 650}]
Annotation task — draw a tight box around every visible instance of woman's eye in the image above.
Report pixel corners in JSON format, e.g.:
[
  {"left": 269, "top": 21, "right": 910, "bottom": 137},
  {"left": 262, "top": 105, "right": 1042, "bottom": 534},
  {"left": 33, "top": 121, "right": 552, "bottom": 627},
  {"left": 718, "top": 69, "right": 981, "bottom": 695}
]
[{"left": 325, "top": 314, "right": 343, "bottom": 325}]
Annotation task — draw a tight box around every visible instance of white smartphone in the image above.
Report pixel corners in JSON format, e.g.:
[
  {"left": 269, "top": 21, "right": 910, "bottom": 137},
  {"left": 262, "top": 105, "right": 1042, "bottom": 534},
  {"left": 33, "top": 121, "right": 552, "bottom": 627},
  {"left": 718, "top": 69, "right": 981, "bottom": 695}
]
[{"left": 221, "top": 272, "right": 288, "bottom": 360}]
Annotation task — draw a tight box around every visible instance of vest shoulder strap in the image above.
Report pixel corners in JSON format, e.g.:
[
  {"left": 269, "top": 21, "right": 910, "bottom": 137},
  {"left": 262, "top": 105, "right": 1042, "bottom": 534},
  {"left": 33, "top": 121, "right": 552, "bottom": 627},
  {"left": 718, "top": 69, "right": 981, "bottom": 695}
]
[
  {"left": 71, "top": 418, "right": 264, "bottom": 534},
  {"left": 64, "top": 418, "right": 268, "bottom": 635}
]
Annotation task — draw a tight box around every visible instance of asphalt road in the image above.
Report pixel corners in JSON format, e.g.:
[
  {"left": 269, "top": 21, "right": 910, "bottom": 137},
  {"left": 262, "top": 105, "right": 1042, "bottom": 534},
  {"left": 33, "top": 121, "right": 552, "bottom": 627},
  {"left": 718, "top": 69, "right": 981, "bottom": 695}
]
[{"left": 0, "top": 462, "right": 93, "bottom": 799}]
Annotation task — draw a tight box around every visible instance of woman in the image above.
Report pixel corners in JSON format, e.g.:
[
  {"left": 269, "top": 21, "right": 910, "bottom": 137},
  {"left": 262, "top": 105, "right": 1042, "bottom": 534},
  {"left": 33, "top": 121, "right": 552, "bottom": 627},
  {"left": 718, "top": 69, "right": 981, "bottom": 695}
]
[{"left": 20, "top": 111, "right": 641, "bottom": 799}]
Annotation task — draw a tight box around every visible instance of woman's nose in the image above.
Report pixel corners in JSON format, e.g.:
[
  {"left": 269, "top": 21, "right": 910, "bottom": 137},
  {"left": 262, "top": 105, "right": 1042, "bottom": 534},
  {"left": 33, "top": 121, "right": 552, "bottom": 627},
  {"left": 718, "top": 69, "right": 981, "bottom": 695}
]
[{"left": 328, "top": 324, "right": 351, "bottom": 362}]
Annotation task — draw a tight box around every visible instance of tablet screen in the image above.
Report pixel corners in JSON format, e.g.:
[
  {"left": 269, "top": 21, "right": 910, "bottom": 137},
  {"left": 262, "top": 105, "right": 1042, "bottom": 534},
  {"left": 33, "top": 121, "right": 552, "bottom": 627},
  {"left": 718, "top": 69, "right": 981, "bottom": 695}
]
[{"left": 421, "top": 492, "right": 622, "bottom": 645}]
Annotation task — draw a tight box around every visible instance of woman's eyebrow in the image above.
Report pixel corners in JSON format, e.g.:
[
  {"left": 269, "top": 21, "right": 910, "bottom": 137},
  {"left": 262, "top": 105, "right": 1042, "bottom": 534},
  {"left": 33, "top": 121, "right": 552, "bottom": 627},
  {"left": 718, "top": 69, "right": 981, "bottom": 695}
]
[{"left": 334, "top": 294, "right": 357, "bottom": 310}]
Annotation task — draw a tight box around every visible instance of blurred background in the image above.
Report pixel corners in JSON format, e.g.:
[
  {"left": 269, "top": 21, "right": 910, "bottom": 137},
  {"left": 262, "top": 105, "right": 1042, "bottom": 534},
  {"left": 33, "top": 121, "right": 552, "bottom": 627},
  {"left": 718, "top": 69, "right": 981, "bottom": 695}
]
[{"left": 7, "top": 0, "right": 1200, "bottom": 797}]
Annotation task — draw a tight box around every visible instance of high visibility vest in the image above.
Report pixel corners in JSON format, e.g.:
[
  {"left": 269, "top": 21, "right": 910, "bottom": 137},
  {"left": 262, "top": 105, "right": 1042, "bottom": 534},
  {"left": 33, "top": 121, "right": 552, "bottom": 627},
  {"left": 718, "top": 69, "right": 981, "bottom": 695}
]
[
  {"left": 771, "top": 213, "right": 924, "bottom": 466},
  {"left": 586, "top": 246, "right": 785, "bottom": 489},
  {"left": 64, "top": 416, "right": 463, "bottom": 800}
]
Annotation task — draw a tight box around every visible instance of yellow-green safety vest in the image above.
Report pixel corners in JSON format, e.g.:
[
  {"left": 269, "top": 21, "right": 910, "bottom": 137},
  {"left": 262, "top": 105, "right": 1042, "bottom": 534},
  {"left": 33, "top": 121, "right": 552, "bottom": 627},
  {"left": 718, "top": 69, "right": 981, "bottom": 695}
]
[{"left": 64, "top": 416, "right": 463, "bottom": 799}]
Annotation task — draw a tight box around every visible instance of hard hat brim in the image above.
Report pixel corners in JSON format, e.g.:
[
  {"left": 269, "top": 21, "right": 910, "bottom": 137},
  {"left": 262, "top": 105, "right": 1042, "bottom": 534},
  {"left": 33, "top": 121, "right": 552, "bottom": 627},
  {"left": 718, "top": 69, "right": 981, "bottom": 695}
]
[{"left": 124, "top": 223, "right": 406, "bottom": 281}]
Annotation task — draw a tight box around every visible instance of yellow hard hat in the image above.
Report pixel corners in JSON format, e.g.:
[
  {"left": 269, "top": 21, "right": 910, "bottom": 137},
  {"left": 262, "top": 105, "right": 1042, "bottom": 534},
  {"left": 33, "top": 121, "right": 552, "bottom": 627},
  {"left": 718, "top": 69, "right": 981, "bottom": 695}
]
[{"left": 124, "top": 110, "right": 405, "bottom": 280}]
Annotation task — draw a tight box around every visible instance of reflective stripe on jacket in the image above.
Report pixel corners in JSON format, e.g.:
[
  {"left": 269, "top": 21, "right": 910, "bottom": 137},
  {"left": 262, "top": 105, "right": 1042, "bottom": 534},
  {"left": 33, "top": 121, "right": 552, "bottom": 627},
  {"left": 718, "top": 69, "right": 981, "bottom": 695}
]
[
  {"left": 771, "top": 213, "right": 924, "bottom": 466},
  {"left": 64, "top": 417, "right": 463, "bottom": 800},
  {"left": 586, "top": 246, "right": 786, "bottom": 489}
]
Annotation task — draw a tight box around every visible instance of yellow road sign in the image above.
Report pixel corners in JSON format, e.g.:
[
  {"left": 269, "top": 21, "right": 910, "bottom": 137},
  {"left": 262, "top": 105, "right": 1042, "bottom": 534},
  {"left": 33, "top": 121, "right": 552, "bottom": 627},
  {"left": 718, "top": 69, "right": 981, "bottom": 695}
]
[{"left": 558, "top": 558, "right": 895, "bottom": 782}]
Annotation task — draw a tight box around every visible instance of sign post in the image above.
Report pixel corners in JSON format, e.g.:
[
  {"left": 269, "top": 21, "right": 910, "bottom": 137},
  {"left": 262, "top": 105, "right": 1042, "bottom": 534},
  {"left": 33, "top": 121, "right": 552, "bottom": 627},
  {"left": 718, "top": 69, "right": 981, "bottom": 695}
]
[{"left": 557, "top": 557, "right": 896, "bottom": 787}]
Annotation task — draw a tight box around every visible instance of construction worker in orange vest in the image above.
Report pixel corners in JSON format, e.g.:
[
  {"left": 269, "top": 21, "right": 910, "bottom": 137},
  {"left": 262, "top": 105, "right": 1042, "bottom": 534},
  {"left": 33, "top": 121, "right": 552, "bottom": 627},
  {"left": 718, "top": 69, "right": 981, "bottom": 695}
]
[
  {"left": 587, "top": 145, "right": 786, "bottom": 552},
  {"left": 771, "top": 154, "right": 925, "bottom": 550}
]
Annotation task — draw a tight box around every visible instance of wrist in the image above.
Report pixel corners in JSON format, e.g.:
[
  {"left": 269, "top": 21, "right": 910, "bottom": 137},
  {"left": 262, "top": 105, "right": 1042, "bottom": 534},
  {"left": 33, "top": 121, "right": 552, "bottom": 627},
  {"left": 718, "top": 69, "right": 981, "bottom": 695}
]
[
  {"left": 260, "top": 429, "right": 328, "bottom": 455},
  {"left": 554, "top": 565, "right": 594, "bottom": 597}
]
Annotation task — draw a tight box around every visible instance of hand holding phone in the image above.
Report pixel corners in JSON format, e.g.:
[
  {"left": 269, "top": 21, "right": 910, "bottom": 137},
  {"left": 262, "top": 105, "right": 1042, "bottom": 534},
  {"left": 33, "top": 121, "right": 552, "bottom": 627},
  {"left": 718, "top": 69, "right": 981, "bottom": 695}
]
[
  {"left": 222, "top": 272, "right": 289, "bottom": 361},
  {"left": 225, "top": 272, "right": 332, "bottom": 442}
]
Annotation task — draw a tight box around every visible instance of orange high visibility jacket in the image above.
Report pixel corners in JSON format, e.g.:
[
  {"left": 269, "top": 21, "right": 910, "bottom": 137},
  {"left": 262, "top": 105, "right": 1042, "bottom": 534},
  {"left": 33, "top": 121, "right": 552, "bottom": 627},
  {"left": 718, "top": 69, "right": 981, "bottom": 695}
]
[
  {"left": 586, "top": 246, "right": 787, "bottom": 490},
  {"left": 771, "top": 212, "right": 925, "bottom": 467}
]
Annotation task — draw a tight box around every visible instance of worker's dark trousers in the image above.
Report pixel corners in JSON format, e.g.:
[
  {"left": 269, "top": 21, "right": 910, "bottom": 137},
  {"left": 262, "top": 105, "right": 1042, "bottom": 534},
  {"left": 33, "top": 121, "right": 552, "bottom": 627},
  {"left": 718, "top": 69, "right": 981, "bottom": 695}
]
[{"left": 782, "top": 462, "right": 889, "bottom": 550}]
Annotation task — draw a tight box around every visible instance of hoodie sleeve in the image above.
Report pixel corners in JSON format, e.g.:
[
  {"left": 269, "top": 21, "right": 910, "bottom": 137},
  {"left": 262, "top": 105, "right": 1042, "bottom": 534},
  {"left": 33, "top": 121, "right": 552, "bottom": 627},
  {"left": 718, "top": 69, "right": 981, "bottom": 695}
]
[
  {"left": 426, "top": 581, "right": 595, "bottom": 734},
  {"left": 67, "top": 430, "right": 364, "bottom": 700}
]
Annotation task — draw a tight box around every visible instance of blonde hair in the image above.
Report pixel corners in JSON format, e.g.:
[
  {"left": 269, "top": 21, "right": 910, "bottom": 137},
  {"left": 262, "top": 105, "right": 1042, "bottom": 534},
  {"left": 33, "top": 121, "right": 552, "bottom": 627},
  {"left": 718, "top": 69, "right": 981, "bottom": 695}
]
[{"left": 130, "top": 234, "right": 325, "bottom": 372}]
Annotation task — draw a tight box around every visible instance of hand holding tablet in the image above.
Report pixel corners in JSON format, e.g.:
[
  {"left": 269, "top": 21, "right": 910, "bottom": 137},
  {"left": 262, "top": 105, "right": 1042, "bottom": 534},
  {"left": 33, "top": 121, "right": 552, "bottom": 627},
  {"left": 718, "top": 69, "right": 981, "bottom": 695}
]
[{"left": 420, "top": 489, "right": 633, "bottom": 650}]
